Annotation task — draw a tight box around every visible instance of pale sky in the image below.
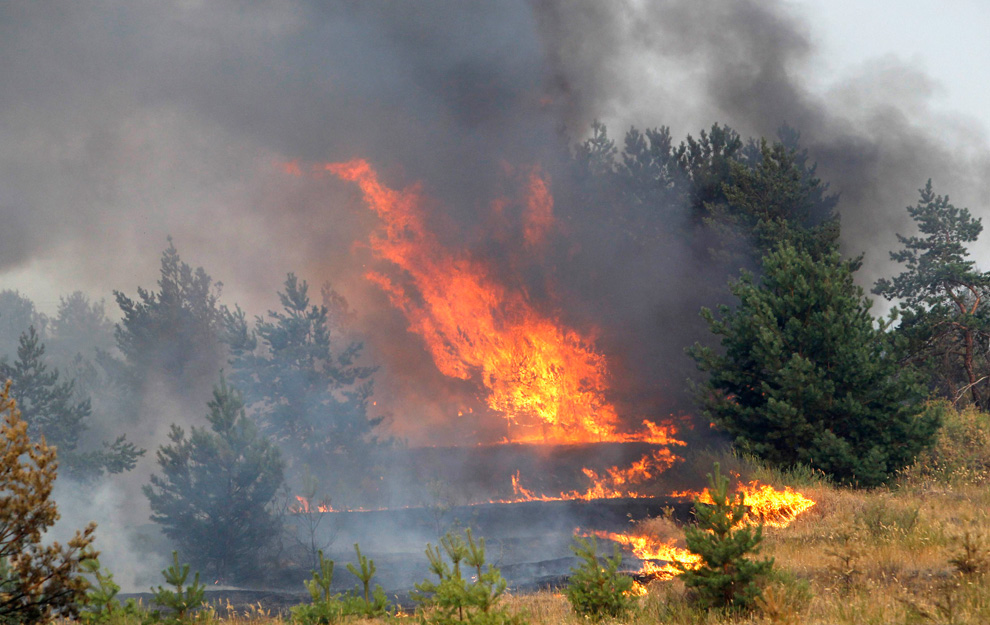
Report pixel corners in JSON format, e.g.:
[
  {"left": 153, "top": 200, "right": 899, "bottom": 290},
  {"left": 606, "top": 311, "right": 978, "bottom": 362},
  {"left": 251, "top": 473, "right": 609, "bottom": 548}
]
[{"left": 793, "top": 0, "right": 990, "bottom": 129}]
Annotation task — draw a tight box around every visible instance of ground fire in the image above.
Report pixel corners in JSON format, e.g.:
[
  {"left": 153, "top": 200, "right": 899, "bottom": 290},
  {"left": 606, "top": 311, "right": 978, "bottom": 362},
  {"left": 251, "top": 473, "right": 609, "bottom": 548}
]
[{"left": 581, "top": 480, "right": 814, "bottom": 590}]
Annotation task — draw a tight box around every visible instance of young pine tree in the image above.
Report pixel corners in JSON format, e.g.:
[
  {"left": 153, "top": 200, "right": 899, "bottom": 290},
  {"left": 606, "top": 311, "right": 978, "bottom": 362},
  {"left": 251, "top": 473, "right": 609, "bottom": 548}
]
[
  {"left": 564, "top": 536, "right": 636, "bottom": 622},
  {"left": 690, "top": 242, "right": 937, "bottom": 486},
  {"left": 677, "top": 463, "right": 773, "bottom": 610},
  {"left": 143, "top": 376, "right": 284, "bottom": 583}
]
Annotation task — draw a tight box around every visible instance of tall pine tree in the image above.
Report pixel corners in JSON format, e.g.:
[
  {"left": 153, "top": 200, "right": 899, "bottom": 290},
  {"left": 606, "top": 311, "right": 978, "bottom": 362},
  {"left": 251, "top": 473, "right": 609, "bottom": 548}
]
[
  {"left": 0, "top": 327, "right": 142, "bottom": 479},
  {"left": 874, "top": 180, "right": 990, "bottom": 409}
]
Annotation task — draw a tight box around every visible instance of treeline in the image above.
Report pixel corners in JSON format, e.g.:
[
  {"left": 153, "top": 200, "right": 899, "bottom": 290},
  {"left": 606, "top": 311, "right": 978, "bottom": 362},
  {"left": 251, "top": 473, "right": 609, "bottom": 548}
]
[
  {"left": 0, "top": 240, "right": 388, "bottom": 583},
  {"left": 561, "top": 121, "right": 990, "bottom": 486},
  {"left": 1, "top": 120, "right": 988, "bottom": 584}
]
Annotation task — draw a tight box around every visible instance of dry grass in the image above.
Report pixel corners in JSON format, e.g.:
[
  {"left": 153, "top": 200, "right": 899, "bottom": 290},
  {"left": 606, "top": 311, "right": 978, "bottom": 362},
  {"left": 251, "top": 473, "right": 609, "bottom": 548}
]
[{"left": 62, "top": 404, "right": 990, "bottom": 624}]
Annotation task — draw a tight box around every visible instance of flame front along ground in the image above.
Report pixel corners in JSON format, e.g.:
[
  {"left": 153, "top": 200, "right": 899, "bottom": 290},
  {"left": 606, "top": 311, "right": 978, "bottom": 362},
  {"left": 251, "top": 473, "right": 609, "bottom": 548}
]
[{"left": 581, "top": 481, "right": 816, "bottom": 589}]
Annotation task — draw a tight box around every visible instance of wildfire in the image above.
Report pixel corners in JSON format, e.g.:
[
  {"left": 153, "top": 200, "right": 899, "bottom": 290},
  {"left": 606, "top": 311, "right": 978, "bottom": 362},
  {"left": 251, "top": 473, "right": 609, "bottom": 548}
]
[
  {"left": 327, "top": 158, "right": 628, "bottom": 445},
  {"left": 582, "top": 529, "right": 701, "bottom": 582},
  {"left": 290, "top": 496, "right": 335, "bottom": 514},
  {"left": 581, "top": 482, "right": 815, "bottom": 588},
  {"left": 684, "top": 481, "right": 816, "bottom": 529},
  {"left": 486, "top": 446, "right": 683, "bottom": 504}
]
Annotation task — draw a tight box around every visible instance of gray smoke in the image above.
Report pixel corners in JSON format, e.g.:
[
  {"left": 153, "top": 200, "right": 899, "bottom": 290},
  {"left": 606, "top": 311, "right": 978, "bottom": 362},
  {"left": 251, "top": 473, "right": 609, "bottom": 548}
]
[{"left": 1, "top": 0, "right": 988, "bottom": 583}]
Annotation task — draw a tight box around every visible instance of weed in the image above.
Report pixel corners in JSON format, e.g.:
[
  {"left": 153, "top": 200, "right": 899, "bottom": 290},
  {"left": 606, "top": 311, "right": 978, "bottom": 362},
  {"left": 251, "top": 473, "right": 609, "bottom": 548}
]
[{"left": 854, "top": 498, "right": 920, "bottom": 540}]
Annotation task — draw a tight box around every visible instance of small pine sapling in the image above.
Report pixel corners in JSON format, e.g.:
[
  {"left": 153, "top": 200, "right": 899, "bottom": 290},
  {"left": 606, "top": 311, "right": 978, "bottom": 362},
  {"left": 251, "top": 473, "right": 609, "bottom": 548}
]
[
  {"left": 564, "top": 536, "right": 636, "bottom": 622},
  {"left": 344, "top": 543, "right": 391, "bottom": 617},
  {"left": 79, "top": 555, "right": 143, "bottom": 624},
  {"left": 677, "top": 463, "right": 774, "bottom": 610},
  {"left": 949, "top": 531, "right": 989, "bottom": 577},
  {"left": 413, "top": 529, "right": 519, "bottom": 625},
  {"left": 150, "top": 551, "right": 207, "bottom": 624},
  {"left": 292, "top": 549, "right": 345, "bottom": 625}
]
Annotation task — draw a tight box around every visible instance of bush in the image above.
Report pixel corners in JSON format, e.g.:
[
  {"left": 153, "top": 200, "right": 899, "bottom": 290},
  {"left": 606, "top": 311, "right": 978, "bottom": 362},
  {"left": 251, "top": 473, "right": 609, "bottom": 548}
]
[
  {"left": 413, "top": 529, "right": 519, "bottom": 625},
  {"left": 564, "top": 536, "right": 636, "bottom": 622},
  {"left": 0, "top": 380, "right": 96, "bottom": 623},
  {"left": 677, "top": 463, "right": 774, "bottom": 610},
  {"left": 900, "top": 402, "right": 990, "bottom": 485}
]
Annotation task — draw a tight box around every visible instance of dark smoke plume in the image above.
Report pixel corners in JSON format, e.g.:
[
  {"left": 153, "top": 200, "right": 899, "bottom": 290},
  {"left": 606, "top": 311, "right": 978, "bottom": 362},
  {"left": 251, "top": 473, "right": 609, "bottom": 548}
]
[{"left": 0, "top": 0, "right": 988, "bottom": 582}]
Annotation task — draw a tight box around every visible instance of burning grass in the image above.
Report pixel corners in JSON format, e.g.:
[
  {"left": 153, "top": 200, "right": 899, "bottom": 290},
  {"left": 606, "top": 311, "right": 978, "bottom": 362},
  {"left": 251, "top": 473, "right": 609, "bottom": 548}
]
[{"left": 62, "top": 470, "right": 990, "bottom": 625}]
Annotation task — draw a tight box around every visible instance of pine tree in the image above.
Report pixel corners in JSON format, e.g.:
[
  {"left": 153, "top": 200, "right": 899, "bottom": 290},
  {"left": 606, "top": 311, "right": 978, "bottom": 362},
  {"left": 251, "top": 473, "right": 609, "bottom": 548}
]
[
  {"left": 1, "top": 326, "right": 88, "bottom": 454},
  {"left": 226, "top": 274, "right": 382, "bottom": 492},
  {"left": 690, "top": 242, "right": 937, "bottom": 486},
  {"left": 0, "top": 381, "right": 96, "bottom": 623},
  {"left": 564, "top": 537, "right": 635, "bottom": 622},
  {"left": 720, "top": 138, "right": 838, "bottom": 260},
  {"left": 111, "top": 238, "right": 227, "bottom": 418},
  {"left": 677, "top": 463, "right": 773, "bottom": 610},
  {"left": 0, "top": 327, "right": 143, "bottom": 479},
  {"left": 873, "top": 180, "right": 990, "bottom": 409},
  {"left": 0, "top": 290, "right": 45, "bottom": 360},
  {"left": 143, "top": 376, "right": 285, "bottom": 582}
]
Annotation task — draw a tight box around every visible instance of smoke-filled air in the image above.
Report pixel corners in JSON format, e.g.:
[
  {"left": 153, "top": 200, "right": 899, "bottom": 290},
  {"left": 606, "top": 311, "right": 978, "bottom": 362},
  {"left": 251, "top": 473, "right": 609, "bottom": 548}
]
[{"left": 1, "top": 1, "right": 990, "bottom": 620}]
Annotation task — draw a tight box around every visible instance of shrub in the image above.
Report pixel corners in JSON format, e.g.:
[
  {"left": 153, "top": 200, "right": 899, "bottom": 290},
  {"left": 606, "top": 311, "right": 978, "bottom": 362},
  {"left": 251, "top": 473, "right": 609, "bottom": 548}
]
[
  {"left": 564, "top": 536, "right": 636, "bottom": 622},
  {"left": 677, "top": 462, "right": 774, "bottom": 610},
  {"left": 0, "top": 380, "right": 96, "bottom": 623},
  {"left": 413, "top": 529, "right": 519, "bottom": 625},
  {"left": 901, "top": 402, "right": 990, "bottom": 485}
]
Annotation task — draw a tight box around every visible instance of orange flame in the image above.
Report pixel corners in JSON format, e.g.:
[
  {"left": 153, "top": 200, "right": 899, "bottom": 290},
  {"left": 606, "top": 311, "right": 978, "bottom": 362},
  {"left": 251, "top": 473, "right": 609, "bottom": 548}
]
[
  {"left": 695, "top": 481, "right": 816, "bottom": 529},
  {"left": 582, "top": 482, "right": 815, "bottom": 584},
  {"left": 291, "top": 496, "right": 334, "bottom": 514},
  {"left": 488, "top": 447, "right": 681, "bottom": 503},
  {"left": 329, "top": 158, "right": 629, "bottom": 445},
  {"left": 582, "top": 529, "right": 701, "bottom": 582}
]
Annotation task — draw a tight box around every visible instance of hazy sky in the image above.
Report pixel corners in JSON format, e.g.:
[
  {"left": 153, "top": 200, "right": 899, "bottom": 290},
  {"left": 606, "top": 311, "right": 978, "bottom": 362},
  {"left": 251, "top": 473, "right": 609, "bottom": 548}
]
[
  {"left": 1, "top": 0, "right": 988, "bottom": 316},
  {"left": 794, "top": 0, "right": 990, "bottom": 128}
]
